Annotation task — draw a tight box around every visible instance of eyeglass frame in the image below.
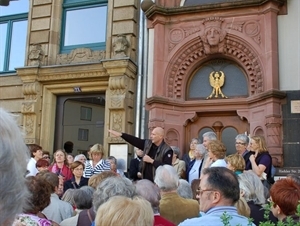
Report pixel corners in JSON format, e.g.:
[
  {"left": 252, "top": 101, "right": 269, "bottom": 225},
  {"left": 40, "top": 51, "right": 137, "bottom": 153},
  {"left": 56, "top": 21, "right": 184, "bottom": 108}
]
[
  {"left": 196, "top": 188, "right": 217, "bottom": 196},
  {"left": 235, "top": 142, "right": 246, "bottom": 145}
]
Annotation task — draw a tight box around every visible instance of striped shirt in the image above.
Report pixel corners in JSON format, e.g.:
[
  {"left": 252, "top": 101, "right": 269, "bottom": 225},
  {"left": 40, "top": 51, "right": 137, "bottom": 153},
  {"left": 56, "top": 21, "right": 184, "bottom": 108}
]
[{"left": 84, "top": 159, "right": 111, "bottom": 178}]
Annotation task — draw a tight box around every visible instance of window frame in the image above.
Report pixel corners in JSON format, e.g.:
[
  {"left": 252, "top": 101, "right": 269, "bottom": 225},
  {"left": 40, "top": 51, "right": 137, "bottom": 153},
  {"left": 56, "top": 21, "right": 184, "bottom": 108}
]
[
  {"left": 0, "top": 12, "right": 28, "bottom": 74},
  {"left": 60, "top": 0, "right": 108, "bottom": 54}
]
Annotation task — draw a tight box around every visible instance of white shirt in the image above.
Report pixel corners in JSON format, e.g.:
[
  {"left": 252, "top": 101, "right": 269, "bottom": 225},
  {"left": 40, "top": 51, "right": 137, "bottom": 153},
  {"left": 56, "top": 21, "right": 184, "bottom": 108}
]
[
  {"left": 26, "top": 157, "right": 38, "bottom": 176},
  {"left": 210, "top": 159, "right": 227, "bottom": 168},
  {"left": 188, "top": 159, "right": 202, "bottom": 184}
]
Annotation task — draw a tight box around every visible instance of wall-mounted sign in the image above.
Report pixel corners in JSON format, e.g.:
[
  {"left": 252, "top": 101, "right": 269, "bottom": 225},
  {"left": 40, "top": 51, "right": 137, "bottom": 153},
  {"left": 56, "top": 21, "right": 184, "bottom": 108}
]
[
  {"left": 291, "top": 100, "right": 300, "bottom": 113},
  {"left": 73, "top": 87, "right": 82, "bottom": 93},
  {"left": 276, "top": 167, "right": 300, "bottom": 176}
]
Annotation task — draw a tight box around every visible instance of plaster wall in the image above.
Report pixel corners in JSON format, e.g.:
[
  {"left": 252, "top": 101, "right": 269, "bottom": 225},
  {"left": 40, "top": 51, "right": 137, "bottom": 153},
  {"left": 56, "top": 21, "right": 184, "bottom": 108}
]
[{"left": 278, "top": 0, "right": 300, "bottom": 91}]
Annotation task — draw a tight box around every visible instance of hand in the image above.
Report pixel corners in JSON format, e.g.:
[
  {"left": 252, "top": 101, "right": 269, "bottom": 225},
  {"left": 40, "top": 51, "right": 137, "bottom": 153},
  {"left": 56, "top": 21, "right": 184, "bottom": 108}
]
[
  {"left": 143, "top": 155, "right": 154, "bottom": 164},
  {"left": 249, "top": 154, "right": 256, "bottom": 162},
  {"left": 137, "top": 172, "right": 142, "bottom": 178},
  {"left": 108, "top": 129, "right": 122, "bottom": 137}
]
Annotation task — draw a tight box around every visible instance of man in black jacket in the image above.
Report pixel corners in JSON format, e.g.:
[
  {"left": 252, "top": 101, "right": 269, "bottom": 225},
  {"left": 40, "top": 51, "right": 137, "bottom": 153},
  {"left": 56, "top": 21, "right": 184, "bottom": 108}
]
[
  {"left": 109, "top": 127, "right": 173, "bottom": 182},
  {"left": 129, "top": 148, "right": 143, "bottom": 181}
]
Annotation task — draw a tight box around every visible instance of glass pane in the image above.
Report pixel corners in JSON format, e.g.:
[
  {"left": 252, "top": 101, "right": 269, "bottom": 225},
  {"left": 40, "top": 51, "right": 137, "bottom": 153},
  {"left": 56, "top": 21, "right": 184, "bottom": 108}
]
[
  {"left": 8, "top": 20, "right": 27, "bottom": 70},
  {"left": 0, "top": 23, "right": 7, "bottom": 71},
  {"left": 0, "top": 0, "right": 29, "bottom": 16},
  {"left": 221, "top": 127, "right": 238, "bottom": 156},
  {"left": 64, "top": 6, "right": 107, "bottom": 46}
]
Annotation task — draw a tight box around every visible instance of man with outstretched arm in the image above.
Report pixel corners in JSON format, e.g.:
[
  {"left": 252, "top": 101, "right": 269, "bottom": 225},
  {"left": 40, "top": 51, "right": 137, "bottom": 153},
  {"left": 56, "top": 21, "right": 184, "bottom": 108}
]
[{"left": 108, "top": 127, "right": 173, "bottom": 182}]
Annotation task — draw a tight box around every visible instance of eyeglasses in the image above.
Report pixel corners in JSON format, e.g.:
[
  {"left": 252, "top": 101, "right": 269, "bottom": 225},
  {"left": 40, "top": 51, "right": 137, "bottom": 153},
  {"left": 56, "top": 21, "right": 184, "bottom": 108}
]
[
  {"left": 196, "top": 188, "right": 216, "bottom": 196},
  {"left": 267, "top": 197, "right": 276, "bottom": 207},
  {"left": 235, "top": 142, "right": 246, "bottom": 145},
  {"left": 43, "top": 156, "right": 50, "bottom": 159}
]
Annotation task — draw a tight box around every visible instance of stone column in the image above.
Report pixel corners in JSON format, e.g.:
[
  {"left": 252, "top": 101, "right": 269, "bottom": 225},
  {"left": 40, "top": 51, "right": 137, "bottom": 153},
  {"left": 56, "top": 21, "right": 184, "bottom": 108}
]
[
  {"left": 265, "top": 115, "right": 283, "bottom": 167},
  {"left": 19, "top": 69, "right": 42, "bottom": 144},
  {"left": 103, "top": 59, "right": 137, "bottom": 152}
]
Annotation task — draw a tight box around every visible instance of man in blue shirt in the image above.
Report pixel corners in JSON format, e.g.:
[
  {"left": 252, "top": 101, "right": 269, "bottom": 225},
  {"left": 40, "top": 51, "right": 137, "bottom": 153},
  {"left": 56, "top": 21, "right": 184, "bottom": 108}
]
[{"left": 179, "top": 167, "right": 256, "bottom": 226}]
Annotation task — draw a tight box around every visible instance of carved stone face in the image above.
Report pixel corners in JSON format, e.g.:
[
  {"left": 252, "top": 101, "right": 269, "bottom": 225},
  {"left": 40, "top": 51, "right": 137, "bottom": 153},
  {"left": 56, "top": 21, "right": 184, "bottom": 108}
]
[{"left": 205, "top": 27, "right": 221, "bottom": 46}]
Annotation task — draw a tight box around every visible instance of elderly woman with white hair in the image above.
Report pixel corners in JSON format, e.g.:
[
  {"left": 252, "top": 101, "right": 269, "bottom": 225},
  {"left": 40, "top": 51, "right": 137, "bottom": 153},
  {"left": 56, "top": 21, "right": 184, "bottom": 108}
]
[
  {"left": 171, "top": 146, "right": 186, "bottom": 179},
  {"left": 187, "top": 144, "right": 206, "bottom": 184},
  {"left": 238, "top": 171, "right": 277, "bottom": 226},
  {"left": 0, "top": 108, "right": 30, "bottom": 226}
]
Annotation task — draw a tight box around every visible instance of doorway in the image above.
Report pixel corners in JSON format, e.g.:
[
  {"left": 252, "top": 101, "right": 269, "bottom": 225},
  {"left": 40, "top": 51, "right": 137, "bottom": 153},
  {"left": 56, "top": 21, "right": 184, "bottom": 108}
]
[
  {"left": 187, "top": 111, "right": 249, "bottom": 155},
  {"left": 54, "top": 94, "right": 105, "bottom": 156}
]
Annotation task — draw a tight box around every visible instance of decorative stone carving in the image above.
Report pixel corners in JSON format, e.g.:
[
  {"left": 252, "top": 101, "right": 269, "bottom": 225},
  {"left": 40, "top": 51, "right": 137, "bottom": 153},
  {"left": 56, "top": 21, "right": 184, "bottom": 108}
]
[
  {"left": 226, "top": 21, "right": 245, "bottom": 32},
  {"left": 169, "top": 27, "right": 201, "bottom": 51},
  {"left": 112, "top": 35, "right": 129, "bottom": 58},
  {"left": 56, "top": 48, "right": 105, "bottom": 65},
  {"left": 25, "top": 114, "right": 34, "bottom": 135},
  {"left": 244, "top": 20, "right": 261, "bottom": 44},
  {"left": 265, "top": 116, "right": 283, "bottom": 166},
  {"left": 28, "top": 44, "right": 44, "bottom": 66},
  {"left": 111, "top": 111, "right": 123, "bottom": 132},
  {"left": 166, "top": 35, "right": 263, "bottom": 98},
  {"left": 22, "top": 102, "right": 35, "bottom": 113},
  {"left": 200, "top": 17, "right": 227, "bottom": 54},
  {"left": 165, "top": 129, "right": 179, "bottom": 146}
]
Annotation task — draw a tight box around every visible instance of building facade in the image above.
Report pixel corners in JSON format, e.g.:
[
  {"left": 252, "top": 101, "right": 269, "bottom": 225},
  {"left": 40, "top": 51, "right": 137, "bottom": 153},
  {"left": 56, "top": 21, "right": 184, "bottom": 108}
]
[
  {"left": 1, "top": 0, "right": 299, "bottom": 169},
  {"left": 141, "top": 0, "right": 300, "bottom": 168}
]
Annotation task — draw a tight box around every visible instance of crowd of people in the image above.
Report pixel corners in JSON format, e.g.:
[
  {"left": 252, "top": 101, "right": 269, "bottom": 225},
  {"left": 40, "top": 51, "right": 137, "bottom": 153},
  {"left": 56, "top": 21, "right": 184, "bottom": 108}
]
[{"left": 1, "top": 107, "right": 300, "bottom": 226}]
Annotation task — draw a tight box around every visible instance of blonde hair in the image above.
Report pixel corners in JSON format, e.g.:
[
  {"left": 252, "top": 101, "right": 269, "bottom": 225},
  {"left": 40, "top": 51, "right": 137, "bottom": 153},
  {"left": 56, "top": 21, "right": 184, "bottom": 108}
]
[
  {"left": 88, "top": 171, "right": 118, "bottom": 189},
  {"left": 95, "top": 196, "right": 153, "bottom": 226},
  {"left": 234, "top": 197, "right": 251, "bottom": 217},
  {"left": 225, "top": 154, "right": 245, "bottom": 172},
  {"left": 90, "top": 143, "right": 104, "bottom": 155},
  {"left": 207, "top": 140, "right": 226, "bottom": 159},
  {"left": 250, "top": 135, "right": 268, "bottom": 153}
]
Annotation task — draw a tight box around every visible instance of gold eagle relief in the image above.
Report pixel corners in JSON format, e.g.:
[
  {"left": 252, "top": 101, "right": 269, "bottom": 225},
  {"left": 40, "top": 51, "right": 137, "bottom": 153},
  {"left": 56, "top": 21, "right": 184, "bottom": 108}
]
[{"left": 206, "top": 71, "right": 228, "bottom": 99}]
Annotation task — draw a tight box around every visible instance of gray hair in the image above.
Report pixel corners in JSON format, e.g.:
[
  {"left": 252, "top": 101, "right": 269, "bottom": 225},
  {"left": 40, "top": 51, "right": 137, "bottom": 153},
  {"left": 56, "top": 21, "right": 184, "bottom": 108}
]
[
  {"left": 177, "top": 179, "right": 193, "bottom": 199},
  {"left": 93, "top": 177, "right": 136, "bottom": 211},
  {"left": 61, "top": 189, "right": 75, "bottom": 206},
  {"left": 80, "top": 185, "right": 94, "bottom": 198},
  {"left": 195, "top": 144, "right": 206, "bottom": 156},
  {"left": 235, "top": 134, "right": 249, "bottom": 145},
  {"left": 202, "top": 131, "right": 217, "bottom": 141},
  {"left": 154, "top": 165, "right": 179, "bottom": 192},
  {"left": 108, "top": 156, "right": 117, "bottom": 164},
  {"left": 0, "top": 108, "right": 30, "bottom": 225},
  {"left": 135, "top": 179, "right": 160, "bottom": 214},
  {"left": 238, "top": 171, "right": 266, "bottom": 205},
  {"left": 74, "top": 154, "right": 87, "bottom": 162},
  {"left": 73, "top": 189, "right": 93, "bottom": 209},
  {"left": 171, "top": 146, "right": 180, "bottom": 157}
]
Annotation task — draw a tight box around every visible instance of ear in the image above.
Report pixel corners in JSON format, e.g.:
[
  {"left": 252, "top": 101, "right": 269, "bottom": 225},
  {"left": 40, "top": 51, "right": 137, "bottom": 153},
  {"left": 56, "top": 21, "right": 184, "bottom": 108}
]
[
  {"left": 240, "top": 189, "right": 245, "bottom": 197},
  {"left": 211, "top": 191, "right": 221, "bottom": 204}
]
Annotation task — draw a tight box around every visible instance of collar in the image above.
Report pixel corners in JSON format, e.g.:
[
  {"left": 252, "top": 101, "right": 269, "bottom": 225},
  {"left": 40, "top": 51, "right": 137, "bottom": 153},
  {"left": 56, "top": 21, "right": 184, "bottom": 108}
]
[{"left": 205, "top": 206, "right": 238, "bottom": 215}]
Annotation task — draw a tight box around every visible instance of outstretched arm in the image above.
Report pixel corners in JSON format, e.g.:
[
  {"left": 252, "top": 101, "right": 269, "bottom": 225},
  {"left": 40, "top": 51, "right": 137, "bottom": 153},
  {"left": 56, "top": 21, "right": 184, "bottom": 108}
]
[{"left": 108, "top": 129, "right": 145, "bottom": 150}]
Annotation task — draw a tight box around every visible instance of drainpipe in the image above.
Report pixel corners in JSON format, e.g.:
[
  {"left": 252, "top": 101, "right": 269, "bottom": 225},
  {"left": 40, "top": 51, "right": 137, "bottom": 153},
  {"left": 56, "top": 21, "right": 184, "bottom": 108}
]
[{"left": 135, "top": 0, "right": 148, "bottom": 139}]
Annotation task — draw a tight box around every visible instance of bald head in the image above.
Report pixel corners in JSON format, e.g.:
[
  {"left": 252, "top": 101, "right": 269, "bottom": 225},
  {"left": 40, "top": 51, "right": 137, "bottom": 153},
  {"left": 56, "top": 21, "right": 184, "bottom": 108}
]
[{"left": 150, "top": 127, "right": 165, "bottom": 146}]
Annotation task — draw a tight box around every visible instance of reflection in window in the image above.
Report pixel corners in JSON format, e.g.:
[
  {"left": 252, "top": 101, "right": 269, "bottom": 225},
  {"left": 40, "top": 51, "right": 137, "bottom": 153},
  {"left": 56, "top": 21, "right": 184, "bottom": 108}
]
[
  {"left": 61, "top": 0, "right": 107, "bottom": 53},
  {"left": 0, "top": 0, "right": 28, "bottom": 16},
  {"left": 64, "top": 6, "right": 106, "bottom": 46},
  {"left": 8, "top": 20, "right": 27, "bottom": 70},
  {"left": 0, "top": 0, "right": 28, "bottom": 74}
]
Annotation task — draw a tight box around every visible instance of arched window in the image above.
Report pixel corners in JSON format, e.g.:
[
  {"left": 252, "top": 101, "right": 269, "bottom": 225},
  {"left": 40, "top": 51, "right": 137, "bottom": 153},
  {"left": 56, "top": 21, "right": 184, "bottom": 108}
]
[{"left": 187, "top": 59, "right": 248, "bottom": 99}]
